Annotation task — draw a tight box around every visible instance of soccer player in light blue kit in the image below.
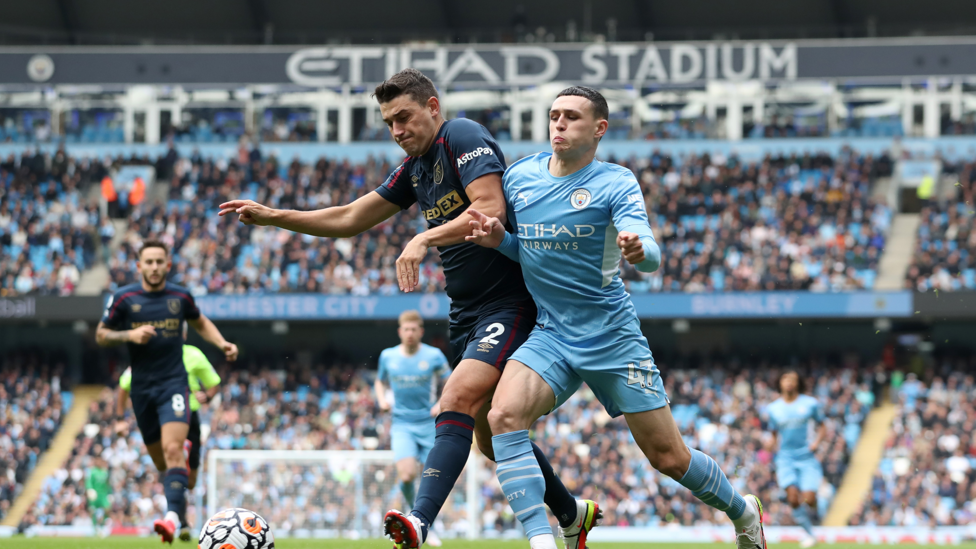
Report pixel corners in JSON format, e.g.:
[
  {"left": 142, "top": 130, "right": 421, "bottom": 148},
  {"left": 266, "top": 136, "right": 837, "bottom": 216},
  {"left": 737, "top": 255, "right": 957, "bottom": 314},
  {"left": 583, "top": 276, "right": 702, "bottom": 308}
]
[
  {"left": 374, "top": 310, "right": 451, "bottom": 546},
  {"left": 465, "top": 86, "right": 767, "bottom": 549},
  {"left": 766, "top": 370, "right": 826, "bottom": 548}
]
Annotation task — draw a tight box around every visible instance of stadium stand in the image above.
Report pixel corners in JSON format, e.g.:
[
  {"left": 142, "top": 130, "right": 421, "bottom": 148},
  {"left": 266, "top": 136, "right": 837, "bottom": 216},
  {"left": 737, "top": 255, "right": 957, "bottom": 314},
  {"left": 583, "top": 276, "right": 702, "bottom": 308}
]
[
  {"left": 0, "top": 149, "right": 106, "bottom": 296},
  {"left": 98, "top": 146, "right": 894, "bottom": 295},
  {"left": 850, "top": 358, "right": 976, "bottom": 527},
  {"left": 24, "top": 358, "right": 870, "bottom": 535},
  {"left": 616, "top": 150, "right": 893, "bottom": 292},
  {"left": 0, "top": 351, "right": 66, "bottom": 522},
  {"left": 905, "top": 162, "right": 976, "bottom": 291}
]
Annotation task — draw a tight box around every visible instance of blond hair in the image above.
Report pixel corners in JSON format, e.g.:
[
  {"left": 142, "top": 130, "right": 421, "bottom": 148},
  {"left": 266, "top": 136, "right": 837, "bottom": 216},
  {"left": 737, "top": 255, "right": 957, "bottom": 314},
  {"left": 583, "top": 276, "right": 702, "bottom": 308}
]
[{"left": 398, "top": 310, "right": 424, "bottom": 327}]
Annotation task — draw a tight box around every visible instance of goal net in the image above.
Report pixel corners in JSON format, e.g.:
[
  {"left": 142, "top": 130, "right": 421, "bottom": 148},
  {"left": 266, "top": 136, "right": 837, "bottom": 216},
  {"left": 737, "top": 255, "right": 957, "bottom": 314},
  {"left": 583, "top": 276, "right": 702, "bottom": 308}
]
[{"left": 207, "top": 450, "right": 483, "bottom": 540}]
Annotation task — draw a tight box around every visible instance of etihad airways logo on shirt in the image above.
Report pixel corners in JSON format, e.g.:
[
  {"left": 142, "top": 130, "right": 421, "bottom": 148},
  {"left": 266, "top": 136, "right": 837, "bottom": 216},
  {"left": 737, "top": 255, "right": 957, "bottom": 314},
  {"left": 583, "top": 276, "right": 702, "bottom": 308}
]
[
  {"left": 456, "top": 147, "right": 493, "bottom": 168},
  {"left": 517, "top": 223, "right": 595, "bottom": 251}
]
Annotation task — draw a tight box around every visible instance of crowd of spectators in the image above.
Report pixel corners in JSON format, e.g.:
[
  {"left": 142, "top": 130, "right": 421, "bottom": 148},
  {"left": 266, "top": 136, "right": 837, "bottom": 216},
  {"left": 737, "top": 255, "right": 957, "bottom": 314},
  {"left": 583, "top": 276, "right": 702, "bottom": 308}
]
[
  {"left": 616, "top": 149, "right": 893, "bottom": 292},
  {"left": 851, "top": 356, "right": 976, "bottom": 527},
  {"left": 25, "top": 356, "right": 872, "bottom": 537},
  {"left": 0, "top": 351, "right": 66, "bottom": 521},
  {"left": 905, "top": 161, "right": 976, "bottom": 291},
  {"left": 0, "top": 149, "right": 104, "bottom": 297},
  {"left": 103, "top": 145, "right": 893, "bottom": 295},
  {"left": 108, "top": 150, "right": 437, "bottom": 295}
]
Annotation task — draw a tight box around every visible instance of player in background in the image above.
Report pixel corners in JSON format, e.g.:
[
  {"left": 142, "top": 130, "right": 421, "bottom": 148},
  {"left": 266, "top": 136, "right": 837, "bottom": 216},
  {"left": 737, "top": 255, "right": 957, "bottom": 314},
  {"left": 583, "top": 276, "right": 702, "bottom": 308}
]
[
  {"left": 765, "top": 371, "right": 826, "bottom": 548},
  {"left": 85, "top": 455, "right": 111, "bottom": 537},
  {"left": 374, "top": 310, "right": 451, "bottom": 547},
  {"left": 116, "top": 321, "right": 223, "bottom": 542},
  {"left": 96, "top": 241, "right": 238, "bottom": 544},
  {"left": 464, "top": 86, "right": 766, "bottom": 549},
  {"left": 218, "top": 69, "right": 592, "bottom": 549}
]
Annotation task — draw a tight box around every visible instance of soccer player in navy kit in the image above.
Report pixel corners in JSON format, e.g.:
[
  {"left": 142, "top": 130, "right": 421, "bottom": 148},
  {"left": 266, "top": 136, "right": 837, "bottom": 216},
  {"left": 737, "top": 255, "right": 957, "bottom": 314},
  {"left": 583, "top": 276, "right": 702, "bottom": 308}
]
[
  {"left": 96, "top": 241, "right": 238, "bottom": 544},
  {"left": 219, "top": 69, "right": 592, "bottom": 549}
]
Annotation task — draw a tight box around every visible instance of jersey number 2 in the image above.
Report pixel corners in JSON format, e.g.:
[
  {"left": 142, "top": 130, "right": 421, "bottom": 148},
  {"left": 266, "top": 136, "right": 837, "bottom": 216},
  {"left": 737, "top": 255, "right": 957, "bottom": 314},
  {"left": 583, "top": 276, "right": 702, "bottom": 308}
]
[
  {"left": 172, "top": 394, "right": 186, "bottom": 413},
  {"left": 480, "top": 323, "right": 506, "bottom": 346}
]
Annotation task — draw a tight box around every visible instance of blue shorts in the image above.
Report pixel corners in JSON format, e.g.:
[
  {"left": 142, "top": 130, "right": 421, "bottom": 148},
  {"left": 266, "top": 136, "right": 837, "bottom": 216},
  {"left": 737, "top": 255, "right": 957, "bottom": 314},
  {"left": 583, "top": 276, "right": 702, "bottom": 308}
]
[
  {"left": 450, "top": 303, "right": 535, "bottom": 369},
  {"left": 391, "top": 418, "right": 436, "bottom": 464},
  {"left": 510, "top": 320, "right": 669, "bottom": 418},
  {"left": 775, "top": 454, "right": 823, "bottom": 492},
  {"left": 130, "top": 380, "right": 191, "bottom": 445}
]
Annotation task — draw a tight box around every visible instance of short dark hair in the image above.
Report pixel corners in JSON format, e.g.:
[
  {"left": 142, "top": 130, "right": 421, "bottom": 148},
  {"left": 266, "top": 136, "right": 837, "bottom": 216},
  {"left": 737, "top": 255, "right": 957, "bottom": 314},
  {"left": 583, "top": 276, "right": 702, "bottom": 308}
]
[
  {"left": 777, "top": 370, "right": 807, "bottom": 394},
  {"left": 139, "top": 240, "right": 168, "bottom": 258},
  {"left": 556, "top": 86, "right": 609, "bottom": 121},
  {"left": 373, "top": 68, "right": 439, "bottom": 105}
]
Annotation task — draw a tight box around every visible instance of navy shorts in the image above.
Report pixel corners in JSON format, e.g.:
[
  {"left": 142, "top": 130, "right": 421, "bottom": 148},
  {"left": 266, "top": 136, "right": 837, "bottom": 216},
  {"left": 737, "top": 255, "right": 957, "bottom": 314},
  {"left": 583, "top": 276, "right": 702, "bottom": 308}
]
[
  {"left": 450, "top": 304, "right": 535, "bottom": 370},
  {"left": 130, "top": 381, "right": 191, "bottom": 445}
]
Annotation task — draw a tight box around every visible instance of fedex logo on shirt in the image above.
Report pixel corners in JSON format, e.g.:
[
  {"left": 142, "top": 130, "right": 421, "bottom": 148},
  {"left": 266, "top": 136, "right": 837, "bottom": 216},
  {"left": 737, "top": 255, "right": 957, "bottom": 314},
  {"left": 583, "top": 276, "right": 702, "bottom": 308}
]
[{"left": 456, "top": 147, "right": 494, "bottom": 168}]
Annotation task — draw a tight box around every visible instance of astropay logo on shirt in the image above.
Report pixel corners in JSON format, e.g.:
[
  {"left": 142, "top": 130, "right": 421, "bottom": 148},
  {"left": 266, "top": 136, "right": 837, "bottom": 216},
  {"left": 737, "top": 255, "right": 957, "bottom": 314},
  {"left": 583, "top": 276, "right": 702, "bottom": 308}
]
[{"left": 456, "top": 147, "right": 494, "bottom": 168}]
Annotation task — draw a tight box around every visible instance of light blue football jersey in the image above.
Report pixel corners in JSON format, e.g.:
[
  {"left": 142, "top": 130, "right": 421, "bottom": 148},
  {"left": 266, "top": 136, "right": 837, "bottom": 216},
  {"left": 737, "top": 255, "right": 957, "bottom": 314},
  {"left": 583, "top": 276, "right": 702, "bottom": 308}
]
[
  {"left": 766, "top": 394, "right": 825, "bottom": 458},
  {"left": 377, "top": 344, "right": 450, "bottom": 422},
  {"left": 502, "top": 152, "right": 655, "bottom": 341}
]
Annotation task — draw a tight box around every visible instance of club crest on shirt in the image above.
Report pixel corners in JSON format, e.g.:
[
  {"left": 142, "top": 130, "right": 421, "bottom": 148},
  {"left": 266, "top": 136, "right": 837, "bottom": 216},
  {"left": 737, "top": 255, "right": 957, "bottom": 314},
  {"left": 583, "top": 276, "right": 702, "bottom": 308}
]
[
  {"left": 419, "top": 361, "right": 429, "bottom": 371},
  {"left": 570, "top": 188, "right": 592, "bottom": 210},
  {"left": 167, "top": 298, "right": 181, "bottom": 314},
  {"left": 411, "top": 175, "right": 419, "bottom": 187},
  {"left": 131, "top": 303, "right": 142, "bottom": 313},
  {"left": 433, "top": 159, "right": 444, "bottom": 185}
]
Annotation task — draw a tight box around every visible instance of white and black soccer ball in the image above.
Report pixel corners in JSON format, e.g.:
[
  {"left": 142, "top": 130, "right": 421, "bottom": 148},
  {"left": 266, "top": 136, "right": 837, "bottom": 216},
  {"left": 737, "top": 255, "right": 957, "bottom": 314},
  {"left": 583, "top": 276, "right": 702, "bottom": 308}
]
[{"left": 198, "top": 508, "right": 275, "bottom": 549}]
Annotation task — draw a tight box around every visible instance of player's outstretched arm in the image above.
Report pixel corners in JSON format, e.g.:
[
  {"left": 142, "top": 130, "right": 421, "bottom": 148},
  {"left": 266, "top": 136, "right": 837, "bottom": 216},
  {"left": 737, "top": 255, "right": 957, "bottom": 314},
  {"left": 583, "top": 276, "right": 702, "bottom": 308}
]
[
  {"left": 218, "top": 192, "right": 401, "bottom": 238},
  {"left": 396, "top": 173, "right": 506, "bottom": 292},
  {"left": 187, "top": 315, "right": 239, "bottom": 362},
  {"left": 95, "top": 322, "right": 154, "bottom": 347}
]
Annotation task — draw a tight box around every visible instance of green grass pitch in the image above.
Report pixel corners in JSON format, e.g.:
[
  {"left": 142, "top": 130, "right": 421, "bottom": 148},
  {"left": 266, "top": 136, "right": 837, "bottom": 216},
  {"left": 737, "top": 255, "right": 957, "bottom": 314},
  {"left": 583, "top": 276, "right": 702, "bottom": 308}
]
[{"left": 0, "top": 539, "right": 957, "bottom": 549}]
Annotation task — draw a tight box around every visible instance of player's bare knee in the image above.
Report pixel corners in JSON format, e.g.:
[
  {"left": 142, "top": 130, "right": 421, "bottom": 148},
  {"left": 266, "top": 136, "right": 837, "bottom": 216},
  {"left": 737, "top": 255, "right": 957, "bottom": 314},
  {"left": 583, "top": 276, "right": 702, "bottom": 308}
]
[
  {"left": 437, "top": 389, "right": 480, "bottom": 417},
  {"left": 486, "top": 405, "right": 528, "bottom": 435},
  {"left": 647, "top": 448, "right": 686, "bottom": 479},
  {"left": 804, "top": 493, "right": 817, "bottom": 507},
  {"left": 163, "top": 442, "right": 184, "bottom": 467},
  {"left": 787, "top": 491, "right": 800, "bottom": 508}
]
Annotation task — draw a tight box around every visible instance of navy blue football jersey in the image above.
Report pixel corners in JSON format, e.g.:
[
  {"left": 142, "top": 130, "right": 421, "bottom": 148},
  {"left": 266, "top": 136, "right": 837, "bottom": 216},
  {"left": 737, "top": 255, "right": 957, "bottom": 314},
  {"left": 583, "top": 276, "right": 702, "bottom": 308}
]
[
  {"left": 375, "top": 118, "right": 534, "bottom": 323},
  {"left": 100, "top": 282, "right": 201, "bottom": 389}
]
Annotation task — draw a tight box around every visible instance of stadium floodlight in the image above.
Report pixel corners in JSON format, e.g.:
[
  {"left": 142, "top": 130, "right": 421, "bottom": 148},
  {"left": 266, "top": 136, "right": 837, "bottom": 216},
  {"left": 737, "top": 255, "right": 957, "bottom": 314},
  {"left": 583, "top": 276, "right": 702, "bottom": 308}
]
[{"left": 207, "top": 450, "right": 482, "bottom": 540}]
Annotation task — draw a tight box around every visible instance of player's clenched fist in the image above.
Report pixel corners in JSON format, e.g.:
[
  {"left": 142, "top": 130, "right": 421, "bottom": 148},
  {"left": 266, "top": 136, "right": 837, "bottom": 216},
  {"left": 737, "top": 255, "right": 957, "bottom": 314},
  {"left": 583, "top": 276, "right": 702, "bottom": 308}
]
[
  {"left": 617, "top": 232, "right": 645, "bottom": 265},
  {"left": 128, "top": 325, "right": 156, "bottom": 344},
  {"left": 464, "top": 209, "right": 506, "bottom": 248},
  {"left": 218, "top": 199, "right": 276, "bottom": 226},
  {"left": 221, "top": 341, "right": 239, "bottom": 362}
]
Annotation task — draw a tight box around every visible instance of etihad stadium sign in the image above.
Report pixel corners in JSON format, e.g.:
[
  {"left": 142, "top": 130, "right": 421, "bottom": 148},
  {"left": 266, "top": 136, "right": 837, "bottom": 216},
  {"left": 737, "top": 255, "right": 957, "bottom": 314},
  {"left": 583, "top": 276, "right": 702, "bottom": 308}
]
[
  {"left": 285, "top": 43, "right": 797, "bottom": 87},
  {"left": 1, "top": 38, "right": 976, "bottom": 87}
]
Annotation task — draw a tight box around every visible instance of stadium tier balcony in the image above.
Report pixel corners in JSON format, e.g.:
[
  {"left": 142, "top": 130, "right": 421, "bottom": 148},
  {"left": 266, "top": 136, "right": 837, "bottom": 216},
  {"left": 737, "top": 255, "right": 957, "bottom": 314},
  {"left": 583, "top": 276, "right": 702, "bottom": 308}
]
[
  {"left": 850, "top": 360, "right": 976, "bottom": 526},
  {"left": 0, "top": 353, "right": 66, "bottom": 522}
]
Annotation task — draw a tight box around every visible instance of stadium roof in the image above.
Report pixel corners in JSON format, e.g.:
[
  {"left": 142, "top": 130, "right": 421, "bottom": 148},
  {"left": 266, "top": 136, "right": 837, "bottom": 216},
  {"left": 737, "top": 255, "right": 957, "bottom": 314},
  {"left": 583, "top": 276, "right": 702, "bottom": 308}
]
[{"left": 3, "top": 0, "right": 976, "bottom": 46}]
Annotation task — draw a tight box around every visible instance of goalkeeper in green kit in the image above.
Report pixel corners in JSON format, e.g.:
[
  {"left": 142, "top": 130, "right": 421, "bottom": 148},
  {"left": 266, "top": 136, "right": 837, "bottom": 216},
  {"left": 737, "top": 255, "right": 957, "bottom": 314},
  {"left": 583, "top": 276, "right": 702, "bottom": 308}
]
[
  {"left": 116, "top": 322, "right": 222, "bottom": 541},
  {"left": 86, "top": 455, "right": 111, "bottom": 536}
]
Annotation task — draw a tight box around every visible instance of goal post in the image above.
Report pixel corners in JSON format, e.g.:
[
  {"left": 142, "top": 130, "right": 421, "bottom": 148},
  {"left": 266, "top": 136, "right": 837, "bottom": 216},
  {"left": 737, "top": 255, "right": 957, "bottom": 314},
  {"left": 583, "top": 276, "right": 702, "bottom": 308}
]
[{"left": 206, "top": 449, "right": 483, "bottom": 540}]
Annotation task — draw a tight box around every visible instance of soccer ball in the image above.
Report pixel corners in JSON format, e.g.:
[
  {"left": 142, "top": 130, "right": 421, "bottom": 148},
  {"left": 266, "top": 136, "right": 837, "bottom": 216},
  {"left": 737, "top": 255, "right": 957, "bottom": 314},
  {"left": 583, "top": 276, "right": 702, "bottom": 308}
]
[{"left": 198, "top": 508, "right": 274, "bottom": 549}]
